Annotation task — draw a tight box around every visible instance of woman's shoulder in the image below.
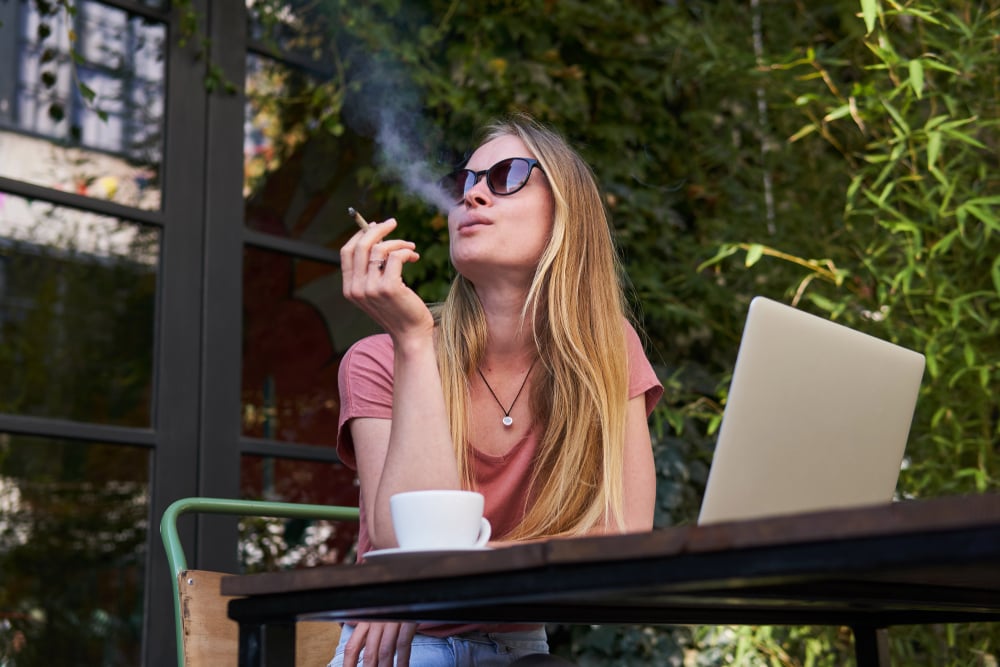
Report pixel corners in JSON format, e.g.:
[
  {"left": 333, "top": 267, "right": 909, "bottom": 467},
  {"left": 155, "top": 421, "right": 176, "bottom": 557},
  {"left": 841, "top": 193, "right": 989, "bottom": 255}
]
[
  {"left": 621, "top": 317, "right": 647, "bottom": 351},
  {"left": 619, "top": 317, "right": 663, "bottom": 411},
  {"left": 340, "top": 333, "right": 394, "bottom": 375},
  {"left": 345, "top": 332, "right": 394, "bottom": 355}
]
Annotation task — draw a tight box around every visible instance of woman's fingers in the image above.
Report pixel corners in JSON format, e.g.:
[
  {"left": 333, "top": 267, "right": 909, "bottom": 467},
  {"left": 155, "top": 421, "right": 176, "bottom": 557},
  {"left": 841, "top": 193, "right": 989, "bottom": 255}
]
[
  {"left": 346, "top": 246, "right": 421, "bottom": 313},
  {"left": 375, "top": 623, "right": 399, "bottom": 666},
  {"left": 362, "top": 622, "right": 385, "bottom": 667},
  {"left": 373, "top": 622, "right": 416, "bottom": 667},
  {"left": 342, "top": 621, "right": 416, "bottom": 666},
  {"left": 342, "top": 622, "right": 370, "bottom": 666},
  {"left": 343, "top": 218, "right": 415, "bottom": 286},
  {"left": 341, "top": 218, "right": 394, "bottom": 274},
  {"left": 368, "top": 240, "right": 418, "bottom": 268},
  {"left": 394, "top": 623, "right": 417, "bottom": 666},
  {"left": 339, "top": 218, "right": 432, "bottom": 339},
  {"left": 367, "top": 247, "right": 420, "bottom": 283},
  {"left": 350, "top": 218, "right": 398, "bottom": 273}
]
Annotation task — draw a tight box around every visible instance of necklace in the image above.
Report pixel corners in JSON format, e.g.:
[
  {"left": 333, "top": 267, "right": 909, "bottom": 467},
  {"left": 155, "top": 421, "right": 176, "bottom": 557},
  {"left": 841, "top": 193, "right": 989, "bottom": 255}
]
[{"left": 477, "top": 359, "right": 537, "bottom": 427}]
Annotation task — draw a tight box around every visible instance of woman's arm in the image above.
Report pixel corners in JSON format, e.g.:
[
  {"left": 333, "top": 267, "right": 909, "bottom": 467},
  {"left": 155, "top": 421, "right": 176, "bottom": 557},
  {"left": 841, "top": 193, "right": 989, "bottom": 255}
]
[
  {"left": 341, "top": 219, "right": 461, "bottom": 548},
  {"left": 349, "top": 336, "right": 461, "bottom": 549},
  {"left": 620, "top": 393, "right": 657, "bottom": 532},
  {"left": 581, "top": 394, "right": 656, "bottom": 537}
]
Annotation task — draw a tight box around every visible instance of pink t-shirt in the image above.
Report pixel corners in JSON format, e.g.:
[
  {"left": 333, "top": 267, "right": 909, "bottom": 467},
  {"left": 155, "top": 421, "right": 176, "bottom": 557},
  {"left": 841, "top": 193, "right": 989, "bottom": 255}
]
[{"left": 336, "top": 321, "right": 663, "bottom": 635}]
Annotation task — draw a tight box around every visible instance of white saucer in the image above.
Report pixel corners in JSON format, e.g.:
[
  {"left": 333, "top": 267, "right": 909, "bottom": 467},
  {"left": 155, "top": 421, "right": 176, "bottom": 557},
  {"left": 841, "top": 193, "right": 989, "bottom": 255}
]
[{"left": 363, "top": 546, "right": 492, "bottom": 562}]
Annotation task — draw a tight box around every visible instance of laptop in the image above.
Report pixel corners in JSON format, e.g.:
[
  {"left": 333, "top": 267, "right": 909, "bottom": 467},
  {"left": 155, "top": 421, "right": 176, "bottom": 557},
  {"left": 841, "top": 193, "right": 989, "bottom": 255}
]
[{"left": 697, "top": 297, "right": 925, "bottom": 525}]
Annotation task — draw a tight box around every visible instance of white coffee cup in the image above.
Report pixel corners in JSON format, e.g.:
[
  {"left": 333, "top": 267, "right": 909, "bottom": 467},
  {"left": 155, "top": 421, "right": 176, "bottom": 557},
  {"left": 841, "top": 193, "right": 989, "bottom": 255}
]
[{"left": 390, "top": 490, "right": 492, "bottom": 550}]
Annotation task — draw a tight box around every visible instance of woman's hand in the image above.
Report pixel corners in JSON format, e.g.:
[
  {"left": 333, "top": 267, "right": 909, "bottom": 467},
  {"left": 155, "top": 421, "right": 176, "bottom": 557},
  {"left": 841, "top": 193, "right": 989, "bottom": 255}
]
[
  {"left": 342, "top": 621, "right": 417, "bottom": 666},
  {"left": 340, "top": 218, "right": 434, "bottom": 342}
]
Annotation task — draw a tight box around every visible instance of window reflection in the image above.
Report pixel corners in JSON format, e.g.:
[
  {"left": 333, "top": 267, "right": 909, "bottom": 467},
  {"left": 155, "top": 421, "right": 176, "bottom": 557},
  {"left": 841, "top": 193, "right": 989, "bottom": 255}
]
[
  {"left": 0, "top": 193, "right": 157, "bottom": 426},
  {"left": 241, "top": 247, "right": 378, "bottom": 446},
  {"left": 240, "top": 455, "right": 359, "bottom": 572},
  {"left": 0, "top": 1, "right": 164, "bottom": 209},
  {"left": 0, "top": 434, "right": 148, "bottom": 665},
  {"left": 244, "top": 53, "right": 375, "bottom": 246},
  {"left": 246, "top": 0, "right": 335, "bottom": 62}
]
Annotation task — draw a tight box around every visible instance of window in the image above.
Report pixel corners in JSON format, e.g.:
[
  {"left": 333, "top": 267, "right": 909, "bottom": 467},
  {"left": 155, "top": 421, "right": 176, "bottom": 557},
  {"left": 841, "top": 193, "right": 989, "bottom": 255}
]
[
  {"left": 0, "top": 435, "right": 149, "bottom": 664},
  {"left": 0, "top": 195, "right": 157, "bottom": 425},
  {"left": 2, "top": 0, "right": 164, "bottom": 209},
  {"left": 0, "top": 2, "right": 365, "bottom": 662}
]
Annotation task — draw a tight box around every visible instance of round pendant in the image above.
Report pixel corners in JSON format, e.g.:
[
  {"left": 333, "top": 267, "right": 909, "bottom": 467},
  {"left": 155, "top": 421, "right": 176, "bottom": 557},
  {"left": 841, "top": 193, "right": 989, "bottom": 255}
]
[{"left": 502, "top": 416, "right": 514, "bottom": 427}]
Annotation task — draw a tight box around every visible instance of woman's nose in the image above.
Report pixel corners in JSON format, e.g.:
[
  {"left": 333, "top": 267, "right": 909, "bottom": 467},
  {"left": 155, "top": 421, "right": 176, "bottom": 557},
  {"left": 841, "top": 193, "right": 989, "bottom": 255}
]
[{"left": 464, "top": 178, "right": 491, "bottom": 206}]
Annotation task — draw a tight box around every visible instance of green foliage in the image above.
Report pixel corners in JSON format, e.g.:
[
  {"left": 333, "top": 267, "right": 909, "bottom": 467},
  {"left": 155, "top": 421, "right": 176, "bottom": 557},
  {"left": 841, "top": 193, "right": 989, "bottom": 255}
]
[
  {"left": 691, "top": 0, "right": 1000, "bottom": 661},
  {"left": 740, "top": 0, "right": 1000, "bottom": 502}
]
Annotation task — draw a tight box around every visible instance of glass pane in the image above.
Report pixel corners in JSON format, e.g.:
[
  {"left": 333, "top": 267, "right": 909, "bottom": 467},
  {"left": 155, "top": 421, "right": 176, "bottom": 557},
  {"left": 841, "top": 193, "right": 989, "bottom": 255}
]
[
  {"left": 244, "top": 53, "right": 375, "bottom": 246},
  {"left": 0, "top": 434, "right": 148, "bottom": 665},
  {"left": 246, "top": 0, "right": 335, "bottom": 64},
  {"left": 240, "top": 455, "right": 360, "bottom": 572},
  {"left": 242, "top": 246, "right": 377, "bottom": 446},
  {"left": 0, "top": 1, "right": 164, "bottom": 209},
  {"left": 0, "top": 193, "right": 158, "bottom": 426}
]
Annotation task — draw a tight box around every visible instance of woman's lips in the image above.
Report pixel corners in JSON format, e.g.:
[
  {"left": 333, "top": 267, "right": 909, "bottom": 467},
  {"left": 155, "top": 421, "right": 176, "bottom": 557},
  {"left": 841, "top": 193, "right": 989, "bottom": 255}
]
[{"left": 456, "top": 216, "right": 491, "bottom": 232}]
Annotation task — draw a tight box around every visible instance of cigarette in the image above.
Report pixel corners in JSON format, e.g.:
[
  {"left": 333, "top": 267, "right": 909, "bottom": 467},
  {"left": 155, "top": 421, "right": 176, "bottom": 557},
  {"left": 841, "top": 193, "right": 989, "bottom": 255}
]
[{"left": 348, "top": 206, "right": 369, "bottom": 230}]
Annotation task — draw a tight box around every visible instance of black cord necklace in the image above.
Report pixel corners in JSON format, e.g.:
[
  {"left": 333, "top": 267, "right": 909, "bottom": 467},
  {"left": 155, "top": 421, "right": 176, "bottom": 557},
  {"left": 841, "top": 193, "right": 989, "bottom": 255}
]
[{"left": 477, "top": 359, "right": 537, "bottom": 427}]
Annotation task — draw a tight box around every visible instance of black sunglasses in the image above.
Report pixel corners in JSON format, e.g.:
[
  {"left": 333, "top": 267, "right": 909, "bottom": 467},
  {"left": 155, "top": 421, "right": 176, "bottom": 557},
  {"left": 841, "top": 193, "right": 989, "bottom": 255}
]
[{"left": 439, "top": 157, "right": 544, "bottom": 203}]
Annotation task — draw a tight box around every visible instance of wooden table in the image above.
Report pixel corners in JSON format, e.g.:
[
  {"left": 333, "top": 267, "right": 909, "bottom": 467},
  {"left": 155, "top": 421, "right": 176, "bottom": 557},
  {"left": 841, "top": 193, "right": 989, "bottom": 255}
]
[{"left": 225, "top": 494, "right": 1000, "bottom": 666}]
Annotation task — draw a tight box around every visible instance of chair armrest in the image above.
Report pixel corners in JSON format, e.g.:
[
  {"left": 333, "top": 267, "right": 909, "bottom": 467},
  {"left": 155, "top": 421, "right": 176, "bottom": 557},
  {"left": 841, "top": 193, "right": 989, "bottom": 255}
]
[
  {"left": 160, "top": 497, "right": 359, "bottom": 578},
  {"left": 159, "top": 496, "right": 359, "bottom": 667}
]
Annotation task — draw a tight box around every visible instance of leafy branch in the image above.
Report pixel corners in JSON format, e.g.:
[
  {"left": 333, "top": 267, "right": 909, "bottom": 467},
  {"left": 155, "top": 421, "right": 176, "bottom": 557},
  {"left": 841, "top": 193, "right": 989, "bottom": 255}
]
[{"left": 699, "top": 242, "right": 850, "bottom": 307}]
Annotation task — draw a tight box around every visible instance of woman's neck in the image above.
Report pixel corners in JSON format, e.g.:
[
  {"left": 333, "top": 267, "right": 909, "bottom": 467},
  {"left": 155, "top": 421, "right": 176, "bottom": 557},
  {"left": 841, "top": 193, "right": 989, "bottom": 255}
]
[{"left": 475, "top": 284, "right": 538, "bottom": 365}]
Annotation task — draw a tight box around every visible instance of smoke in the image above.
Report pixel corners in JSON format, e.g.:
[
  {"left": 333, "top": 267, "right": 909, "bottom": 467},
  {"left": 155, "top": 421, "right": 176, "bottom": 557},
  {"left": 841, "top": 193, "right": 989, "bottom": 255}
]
[
  {"left": 375, "top": 108, "right": 456, "bottom": 214},
  {"left": 342, "top": 53, "right": 457, "bottom": 215}
]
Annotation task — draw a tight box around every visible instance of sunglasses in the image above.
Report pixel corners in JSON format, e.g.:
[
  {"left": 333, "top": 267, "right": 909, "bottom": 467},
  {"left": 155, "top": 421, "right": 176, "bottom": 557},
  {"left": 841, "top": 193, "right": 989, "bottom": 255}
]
[{"left": 439, "top": 157, "right": 544, "bottom": 204}]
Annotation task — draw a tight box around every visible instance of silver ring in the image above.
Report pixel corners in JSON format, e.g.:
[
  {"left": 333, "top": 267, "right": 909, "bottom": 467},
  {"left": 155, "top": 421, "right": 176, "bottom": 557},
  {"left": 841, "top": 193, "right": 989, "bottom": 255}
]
[{"left": 369, "top": 259, "right": 386, "bottom": 271}]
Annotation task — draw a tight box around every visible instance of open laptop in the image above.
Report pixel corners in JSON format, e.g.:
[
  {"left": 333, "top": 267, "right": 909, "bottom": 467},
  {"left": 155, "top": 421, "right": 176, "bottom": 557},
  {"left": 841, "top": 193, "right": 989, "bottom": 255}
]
[{"left": 697, "top": 297, "right": 925, "bottom": 525}]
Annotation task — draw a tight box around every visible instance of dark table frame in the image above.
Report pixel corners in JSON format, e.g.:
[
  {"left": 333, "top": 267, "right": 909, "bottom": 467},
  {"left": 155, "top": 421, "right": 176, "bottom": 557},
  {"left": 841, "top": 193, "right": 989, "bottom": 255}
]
[{"left": 225, "top": 494, "right": 1000, "bottom": 666}]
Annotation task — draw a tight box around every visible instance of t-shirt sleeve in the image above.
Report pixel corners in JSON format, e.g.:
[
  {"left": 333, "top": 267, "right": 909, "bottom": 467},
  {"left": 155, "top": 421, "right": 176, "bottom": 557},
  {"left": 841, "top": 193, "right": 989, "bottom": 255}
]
[
  {"left": 336, "top": 334, "right": 395, "bottom": 470},
  {"left": 625, "top": 321, "right": 664, "bottom": 417}
]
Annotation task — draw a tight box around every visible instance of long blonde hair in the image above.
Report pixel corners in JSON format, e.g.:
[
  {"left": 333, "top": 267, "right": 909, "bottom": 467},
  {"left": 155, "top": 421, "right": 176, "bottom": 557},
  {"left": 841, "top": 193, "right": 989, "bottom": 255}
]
[{"left": 434, "top": 115, "right": 632, "bottom": 540}]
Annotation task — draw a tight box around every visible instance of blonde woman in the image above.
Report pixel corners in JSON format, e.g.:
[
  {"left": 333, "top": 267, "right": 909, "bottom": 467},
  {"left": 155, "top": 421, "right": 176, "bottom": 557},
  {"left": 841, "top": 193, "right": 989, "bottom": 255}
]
[{"left": 333, "top": 115, "right": 663, "bottom": 667}]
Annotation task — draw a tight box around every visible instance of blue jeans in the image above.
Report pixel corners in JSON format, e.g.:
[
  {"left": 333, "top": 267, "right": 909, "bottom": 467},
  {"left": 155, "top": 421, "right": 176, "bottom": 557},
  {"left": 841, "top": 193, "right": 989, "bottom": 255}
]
[{"left": 328, "top": 624, "right": 549, "bottom": 666}]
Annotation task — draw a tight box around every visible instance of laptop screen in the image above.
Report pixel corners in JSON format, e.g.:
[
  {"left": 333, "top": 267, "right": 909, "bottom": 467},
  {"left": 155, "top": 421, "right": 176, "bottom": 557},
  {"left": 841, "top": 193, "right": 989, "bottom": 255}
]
[{"left": 697, "top": 297, "right": 925, "bottom": 525}]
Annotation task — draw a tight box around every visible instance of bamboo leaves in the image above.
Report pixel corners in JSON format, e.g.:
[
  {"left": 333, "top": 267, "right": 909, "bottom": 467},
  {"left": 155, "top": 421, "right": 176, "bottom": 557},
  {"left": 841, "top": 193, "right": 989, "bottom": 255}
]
[{"left": 861, "top": 0, "right": 879, "bottom": 34}]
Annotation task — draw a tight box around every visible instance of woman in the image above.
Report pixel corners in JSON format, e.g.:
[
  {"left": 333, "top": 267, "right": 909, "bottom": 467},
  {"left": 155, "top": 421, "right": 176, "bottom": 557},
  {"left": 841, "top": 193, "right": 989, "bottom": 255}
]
[{"left": 333, "top": 114, "right": 663, "bottom": 666}]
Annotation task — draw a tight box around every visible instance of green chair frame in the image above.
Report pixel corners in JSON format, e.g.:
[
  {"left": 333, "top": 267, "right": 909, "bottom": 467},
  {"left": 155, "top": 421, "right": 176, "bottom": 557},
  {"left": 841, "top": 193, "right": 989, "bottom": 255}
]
[{"left": 160, "top": 497, "right": 360, "bottom": 667}]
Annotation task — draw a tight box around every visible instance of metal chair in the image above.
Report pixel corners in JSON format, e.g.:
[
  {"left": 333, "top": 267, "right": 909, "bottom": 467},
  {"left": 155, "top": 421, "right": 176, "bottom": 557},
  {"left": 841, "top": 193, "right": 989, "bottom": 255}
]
[{"left": 160, "top": 497, "right": 360, "bottom": 667}]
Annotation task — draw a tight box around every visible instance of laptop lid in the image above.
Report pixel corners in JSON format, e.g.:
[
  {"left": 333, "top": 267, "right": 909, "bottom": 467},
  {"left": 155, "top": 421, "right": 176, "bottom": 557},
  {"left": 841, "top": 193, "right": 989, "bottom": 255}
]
[{"left": 697, "top": 297, "right": 925, "bottom": 525}]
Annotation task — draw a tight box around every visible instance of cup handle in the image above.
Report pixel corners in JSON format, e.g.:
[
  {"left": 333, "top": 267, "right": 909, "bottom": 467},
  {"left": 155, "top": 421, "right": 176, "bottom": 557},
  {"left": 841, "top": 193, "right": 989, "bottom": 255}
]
[{"left": 473, "top": 517, "right": 492, "bottom": 547}]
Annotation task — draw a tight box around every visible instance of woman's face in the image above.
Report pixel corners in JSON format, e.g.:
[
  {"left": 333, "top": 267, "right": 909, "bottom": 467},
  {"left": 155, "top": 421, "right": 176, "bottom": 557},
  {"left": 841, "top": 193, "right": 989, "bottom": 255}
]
[{"left": 447, "top": 134, "right": 555, "bottom": 286}]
